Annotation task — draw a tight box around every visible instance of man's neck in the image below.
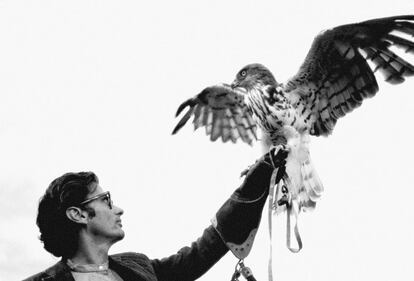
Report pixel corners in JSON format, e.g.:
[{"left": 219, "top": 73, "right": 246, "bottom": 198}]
[{"left": 68, "top": 235, "right": 112, "bottom": 265}]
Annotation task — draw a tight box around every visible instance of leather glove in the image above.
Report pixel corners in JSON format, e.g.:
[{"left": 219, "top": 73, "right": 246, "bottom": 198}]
[{"left": 212, "top": 147, "right": 288, "bottom": 259}]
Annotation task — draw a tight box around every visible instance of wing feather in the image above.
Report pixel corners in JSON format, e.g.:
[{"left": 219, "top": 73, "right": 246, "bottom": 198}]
[
  {"left": 284, "top": 15, "right": 414, "bottom": 136},
  {"left": 192, "top": 104, "right": 202, "bottom": 129},
  {"left": 172, "top": 84, "right": 257, "bottom": 145},
  {"left": 210, "top": 113, "right": 221, "bottom": 141}
]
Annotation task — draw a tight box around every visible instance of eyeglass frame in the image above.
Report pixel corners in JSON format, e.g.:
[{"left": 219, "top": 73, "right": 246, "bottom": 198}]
[{"left": 78, "top": 191, "right": 113, "bottom": 209}]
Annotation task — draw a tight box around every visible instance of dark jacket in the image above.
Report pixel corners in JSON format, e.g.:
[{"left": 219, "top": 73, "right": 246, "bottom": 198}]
[{"left": 23, "top": 226, "right": 228, "bottom": 281}]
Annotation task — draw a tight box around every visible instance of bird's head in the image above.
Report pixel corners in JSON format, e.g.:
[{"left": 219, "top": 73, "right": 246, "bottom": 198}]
[{"left": 231, "top": 63, "right": 277, "bottom": 90}]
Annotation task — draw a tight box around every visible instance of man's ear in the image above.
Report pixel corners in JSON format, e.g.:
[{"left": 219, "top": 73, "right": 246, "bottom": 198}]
[{"left": 66, "top": 207, "right": 89, "bottom": 224}]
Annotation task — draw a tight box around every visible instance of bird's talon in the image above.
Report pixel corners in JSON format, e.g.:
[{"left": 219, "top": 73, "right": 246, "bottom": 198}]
[
  {"left": 270, "top": 144, "right": 289, "bottom": 156},
  {"left": 268, "top": 144, "right": 289, "bottom": 168}
]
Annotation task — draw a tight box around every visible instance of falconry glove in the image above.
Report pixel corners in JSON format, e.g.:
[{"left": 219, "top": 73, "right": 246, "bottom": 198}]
[{"left": 212, "top": 147, "right": 288, "bottom": 259}]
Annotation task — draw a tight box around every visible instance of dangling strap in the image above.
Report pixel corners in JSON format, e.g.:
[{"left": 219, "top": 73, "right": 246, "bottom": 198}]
[
  {"left": 267, "top": 168, "right": 279, "bottom": 281},
  {"left": 279, "top": 176, "right": 302, "bottom": 253},
  {"left": 268, "top": 172, "right": 303, "bottom": 281},
  {"left": 286, "top": 200, "right": 302, "bottom": 253}
]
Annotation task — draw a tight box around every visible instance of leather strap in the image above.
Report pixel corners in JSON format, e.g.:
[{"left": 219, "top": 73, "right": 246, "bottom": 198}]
[
  {"left": 267, "top": 168, "right": 303, "bottom": 281},
  {"left": 282, "top": 176, "right": 303, "bottom": 253},
  {"left": 286, "top": 200, "right": 302, "bottom": 253},
  {"left": 267, "top": 168, "right": 278, "bottom": 281}
]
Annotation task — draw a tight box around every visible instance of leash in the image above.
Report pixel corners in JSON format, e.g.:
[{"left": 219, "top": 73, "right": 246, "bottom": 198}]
[
  {"left": 280, "top": 175, "right": 302, "bottom": 253},
  {"left": 268, "top": 162, "right": 303, "bottom": 280},
  {"left": 267, "top": 168, "right": 278, "bottom": 281}
]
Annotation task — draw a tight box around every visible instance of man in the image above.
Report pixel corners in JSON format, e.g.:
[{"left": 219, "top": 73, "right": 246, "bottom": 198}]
[{"left": 24, "top": 148, "right": 287, "bottom": 281}]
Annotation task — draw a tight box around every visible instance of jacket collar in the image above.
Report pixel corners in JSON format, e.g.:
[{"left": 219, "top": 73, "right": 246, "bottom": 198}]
[
  {"left": 43, "top": 260, "right": 75, "bottom": 281},
  {"left": 40, "top": 255, "right": 154, "bottom": 281}
]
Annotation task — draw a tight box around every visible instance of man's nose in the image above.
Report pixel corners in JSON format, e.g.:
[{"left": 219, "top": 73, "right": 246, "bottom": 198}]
[{"left": 113, "top": 205, "right": 124, "bottom": 215}]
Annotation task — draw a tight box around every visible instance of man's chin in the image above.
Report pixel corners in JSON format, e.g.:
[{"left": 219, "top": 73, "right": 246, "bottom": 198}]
[
  {"left": 111, "top": 230, "right": 125, "bottom": 243},
  {"left": 117, "top": 230, "right": 125, "bottom": 240}
]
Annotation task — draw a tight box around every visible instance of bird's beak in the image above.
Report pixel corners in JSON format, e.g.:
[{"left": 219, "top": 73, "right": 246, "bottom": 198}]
[{"left": 230, "top": 80, "right": 239, "bottom": 89}]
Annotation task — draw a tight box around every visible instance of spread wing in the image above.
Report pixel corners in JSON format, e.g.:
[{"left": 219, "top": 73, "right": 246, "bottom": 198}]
[
  {"left": 172, "top": 84, "right": 257, "bottom": 145},
  {"left": 284, "top": 15, "right": 414, "bottom": 136}
]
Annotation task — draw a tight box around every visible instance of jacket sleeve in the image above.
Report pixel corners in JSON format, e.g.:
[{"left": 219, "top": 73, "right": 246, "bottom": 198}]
[
  {"left": 150, "top": 225, "right": 228, "bottom": 281},
  {"left": 212, "top": 151, "right": 285, "bottom": 259},
  {"left": 151, "top": 149, "right": 287, "bottom": 281}
]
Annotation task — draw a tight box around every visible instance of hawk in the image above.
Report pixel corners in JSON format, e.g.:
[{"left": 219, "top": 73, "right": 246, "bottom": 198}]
[{"left": 172, "top": 15, "right": 414, "bottom": 250}]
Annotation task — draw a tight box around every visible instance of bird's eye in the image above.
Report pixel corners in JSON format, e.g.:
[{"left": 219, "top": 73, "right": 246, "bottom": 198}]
[{"left": 240, "top": 70, "right": 247, "bottom": 77}]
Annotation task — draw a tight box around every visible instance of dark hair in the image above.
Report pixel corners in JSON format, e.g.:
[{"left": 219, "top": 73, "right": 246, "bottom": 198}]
[{"left": 36, "top": 171, "right": 99, "bottom": 258}]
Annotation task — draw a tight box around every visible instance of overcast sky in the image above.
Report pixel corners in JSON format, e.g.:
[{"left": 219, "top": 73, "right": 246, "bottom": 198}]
[{"left": 1, "top": 1, "right": 414, "bottom": 280}]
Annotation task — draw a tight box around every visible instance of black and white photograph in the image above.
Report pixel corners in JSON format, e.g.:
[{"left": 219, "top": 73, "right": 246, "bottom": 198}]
[{"left": 1, "top": 1, "right": 413, "bottom": 280}]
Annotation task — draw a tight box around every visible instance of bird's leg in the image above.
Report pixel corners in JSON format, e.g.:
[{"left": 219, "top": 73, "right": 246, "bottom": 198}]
[
  {"left": 268, "top": 144, "right": 290, "bottom": 210},
  {"left": 268, "top": 143, "right": 289, "bottom": 168}
]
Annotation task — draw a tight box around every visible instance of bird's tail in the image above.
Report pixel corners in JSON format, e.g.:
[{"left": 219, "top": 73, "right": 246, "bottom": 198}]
[
  {"left": 298, "top": 156, "right": 324, "bottom": 211},
  {"left": 273, "top": 155, "right": 324, "bottom": 214}
]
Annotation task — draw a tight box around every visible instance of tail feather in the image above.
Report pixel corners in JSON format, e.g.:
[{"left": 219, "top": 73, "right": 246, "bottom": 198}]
[
  {"left": 300, "top": 157, "right": 324, "bottom": 211},
  {"left": 272, "top": 138, "right": 323, "bottom": 213}
]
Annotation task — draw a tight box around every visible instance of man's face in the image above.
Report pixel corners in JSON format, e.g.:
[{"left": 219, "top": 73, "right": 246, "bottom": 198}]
[{"left": 83, "top": 184, "right": 125, "bottom": 244}]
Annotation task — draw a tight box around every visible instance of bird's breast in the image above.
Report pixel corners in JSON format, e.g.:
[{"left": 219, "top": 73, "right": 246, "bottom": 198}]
[{"left": 245, "top": 87, "right": 298, "bottom": 134}]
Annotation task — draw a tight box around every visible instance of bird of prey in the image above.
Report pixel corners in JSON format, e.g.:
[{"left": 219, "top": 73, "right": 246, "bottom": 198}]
[{"left": 172, "top": 15, "right": 414, "bottom": 249}]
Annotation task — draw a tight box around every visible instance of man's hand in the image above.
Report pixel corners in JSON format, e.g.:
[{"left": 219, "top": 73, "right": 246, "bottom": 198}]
[{"left": 240, "top": 145, "right": 289, "bottom": 178}]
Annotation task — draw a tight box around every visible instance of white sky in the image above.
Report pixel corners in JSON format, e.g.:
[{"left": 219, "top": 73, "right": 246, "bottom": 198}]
[{"left": 1, "top": 1, "right": 413, "bottom": 280}]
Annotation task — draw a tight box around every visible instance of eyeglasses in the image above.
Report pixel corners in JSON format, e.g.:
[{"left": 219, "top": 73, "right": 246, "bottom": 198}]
[{"left": 79, "top": 191, "right": 113, "bottom": 209}]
